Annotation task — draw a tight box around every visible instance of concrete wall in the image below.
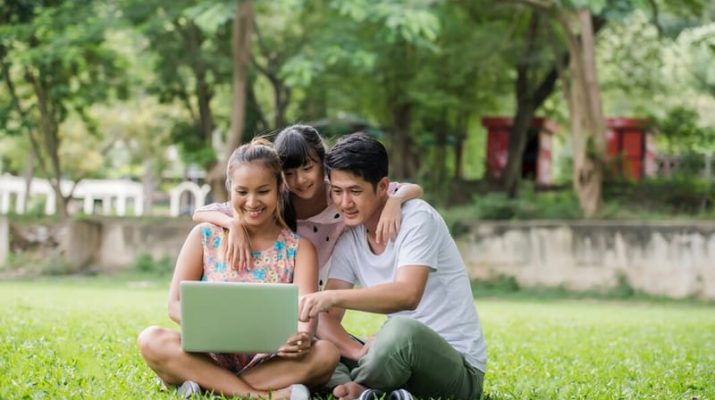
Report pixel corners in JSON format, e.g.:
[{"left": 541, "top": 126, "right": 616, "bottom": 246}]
[
  {"left": 58, "top": 218, "right": 194, "bottom": 270},
  {"left": 4, "top": 217, "right": 715, "bottom": 299},
  {"left": 457, "top": 221, "right": 715, "bottom": 299},
  {"left": 0, "top": 217, "right": 7, "bottom": 267}
]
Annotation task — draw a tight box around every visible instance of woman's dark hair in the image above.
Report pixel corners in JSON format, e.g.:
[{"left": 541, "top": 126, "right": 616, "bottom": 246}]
[
  {"left": 325, "top": 133, "right": 388, "bottom": 190},
  {"left": 274, "top": 124, "right": 326, "bottom": 170}
]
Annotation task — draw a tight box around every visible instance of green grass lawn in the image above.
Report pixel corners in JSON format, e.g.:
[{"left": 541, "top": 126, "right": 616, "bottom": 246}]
[{"left": 0, "top": 277, "right": 713, "bottom": 400}]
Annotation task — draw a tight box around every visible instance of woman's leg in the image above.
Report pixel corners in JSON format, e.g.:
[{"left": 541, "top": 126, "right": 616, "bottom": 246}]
[
  {"left": 240, "top": 339, "right": 340, "bottom": 389},
  {"left": 138, "top": 326, "right": 292, "bottom": 398}
]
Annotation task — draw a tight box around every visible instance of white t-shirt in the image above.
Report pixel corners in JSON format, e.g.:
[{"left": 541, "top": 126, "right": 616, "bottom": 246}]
[{"left": 328, "top": 199, "right": 487, "bottom": 372}]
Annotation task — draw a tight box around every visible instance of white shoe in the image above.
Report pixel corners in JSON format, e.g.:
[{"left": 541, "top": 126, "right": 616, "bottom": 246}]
[
  {"left": 290, "top": 384, "right": 310, "bottom": 400},
  {"left": 177, "top": 380, "right": 201, "bottom": 399}
]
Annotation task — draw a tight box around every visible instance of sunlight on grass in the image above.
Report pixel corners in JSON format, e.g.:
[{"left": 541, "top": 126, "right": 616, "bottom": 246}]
[{"left": 0, "top": 279, "right": 713, "bottom": 399}]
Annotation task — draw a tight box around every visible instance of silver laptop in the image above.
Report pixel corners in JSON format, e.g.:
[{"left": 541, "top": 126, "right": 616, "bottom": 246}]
[{"left": 180, "top": 281, "right": 298, "bottom": 353}]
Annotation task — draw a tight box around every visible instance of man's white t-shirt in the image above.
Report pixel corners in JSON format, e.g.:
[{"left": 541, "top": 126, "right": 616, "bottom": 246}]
[{"left": 328, "top": 199, "right": 487, "bottom": 373}]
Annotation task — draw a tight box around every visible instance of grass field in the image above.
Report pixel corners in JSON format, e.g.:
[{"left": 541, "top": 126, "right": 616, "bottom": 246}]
[{"left": 0, "top": 277, "right": 713, "bottom": 400}]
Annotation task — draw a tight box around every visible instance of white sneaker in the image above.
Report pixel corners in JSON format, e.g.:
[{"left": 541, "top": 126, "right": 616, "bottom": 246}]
[
  {"left": 290, "top": 384, "right": 310, "bottom": 400},
  {"left": 177, "top": 380, "right": 201, "bottom": 399}
]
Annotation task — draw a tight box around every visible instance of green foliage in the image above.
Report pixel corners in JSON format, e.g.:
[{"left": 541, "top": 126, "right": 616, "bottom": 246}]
[
  {"left": 445, "top": 186, "right": 584, "bottom": 222},
  {"left": 652, "top": 105, "right": 715, "bottom": 155},
  {"left": 133, "top": 253, "right": 173, "bottom": 275},
  {"left": 170, "top": 120, "right": 217, "bottom": 169},
  {"left": 0, "top": 279, "right": 713, "bottom": 399},
  {"left": 441, "top": 177, "right": 715, "bottom": 224},
  {"left": 604, "top": 178, "right": 715, "bottom": 216}
]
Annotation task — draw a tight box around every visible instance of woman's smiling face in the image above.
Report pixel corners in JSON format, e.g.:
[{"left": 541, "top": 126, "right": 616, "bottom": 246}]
[{"left": 230, "top": 161, "right": 280, "bottom": 227}]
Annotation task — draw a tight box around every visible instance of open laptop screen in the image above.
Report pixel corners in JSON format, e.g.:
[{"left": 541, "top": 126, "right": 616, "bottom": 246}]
[{"left": 180, "top": 281, "right": 298, "bottom": 353}]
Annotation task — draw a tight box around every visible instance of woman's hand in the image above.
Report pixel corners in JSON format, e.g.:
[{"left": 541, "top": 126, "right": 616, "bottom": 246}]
[
  {"left": 227, "top": 218, "right": 252, "bottom": 272},
  {"left": 375, "top": 196, "right": 402, "bottom": 244},
  {"left": 277, "top": 331, "right": 312, "bottom": 359}
]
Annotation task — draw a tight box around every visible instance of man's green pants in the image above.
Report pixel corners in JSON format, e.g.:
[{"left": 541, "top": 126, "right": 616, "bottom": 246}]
[{"left": 328, "top": 316, "right": 484, "bottom": 399}]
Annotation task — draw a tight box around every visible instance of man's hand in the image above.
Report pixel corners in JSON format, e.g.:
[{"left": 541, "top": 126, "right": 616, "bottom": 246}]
[
  {"left": 299, "top": 291, "right": 338, "bottom": 322},
  {"left": 277, "top": 331, "right": 312, "bottom": 359}
]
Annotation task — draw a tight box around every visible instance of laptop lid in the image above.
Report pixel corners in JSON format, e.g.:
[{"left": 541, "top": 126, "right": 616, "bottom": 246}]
[{"left": 180, "top": 281, "right": 298, "bottom": 353}]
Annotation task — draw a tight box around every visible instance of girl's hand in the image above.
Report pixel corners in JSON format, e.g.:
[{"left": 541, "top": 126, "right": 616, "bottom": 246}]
[
  {"left": 277, "top": 331, "right": 312, "bottom": 359},
  {"left": 375, "top": 196, "right": 402, "bottom": 244},
  {"left": 227, "top": 218, "right": 252, "bottom": 272}
]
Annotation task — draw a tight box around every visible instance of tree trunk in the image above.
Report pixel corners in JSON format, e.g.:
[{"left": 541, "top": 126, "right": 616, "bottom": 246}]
[
  {"left": 21, "top": 152, "right": 34, "bottom": 214},
  {"left": 391, "top": 103, "right": 412, "bottom": 180},
  {"left": 25, "top": 67, "right": 69, "bottom": 218},
  {"left": 272, "top": 79, "right": 290, "bottom": 129},
  {"left": 208, "top": 0, "right": 254, "bottom": 202},
  {"left": 142, "top": 158, "right": 154, "bottom": 216},
  {"left": 504, "top": 12, "right": 540, "bottom": 197},
  {"left": 559, "top": 9, "right": 606, "bottom": 217},
  {"left": 188, "top": 23, "right": 215, "bottom": 144},
  {"left": 433, "top": 125, "right": 448, "bottom": 203}
]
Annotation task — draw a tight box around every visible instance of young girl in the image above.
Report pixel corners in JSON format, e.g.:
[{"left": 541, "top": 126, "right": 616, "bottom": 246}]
[
  {"left": 137, "top": 139, "right": 339, "bottom": 399},
  {"left": 194, "top": 125, "right": 423, "bottom": 285}
]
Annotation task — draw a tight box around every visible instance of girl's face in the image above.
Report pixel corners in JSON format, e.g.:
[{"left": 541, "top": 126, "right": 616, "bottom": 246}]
[
  {"left": 229, "top": 162, "right": 280, "bottom": 228},
  {"left": 283, "top": 155, "right": 325, "bottom": 200}
]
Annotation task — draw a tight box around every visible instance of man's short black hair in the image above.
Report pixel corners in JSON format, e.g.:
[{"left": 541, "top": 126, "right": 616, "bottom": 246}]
[{"left": 325, "top": 133, "right": 388, "bottom": 189}]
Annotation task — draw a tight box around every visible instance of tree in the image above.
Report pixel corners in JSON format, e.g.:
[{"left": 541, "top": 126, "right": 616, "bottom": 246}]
[
  {"left": 207, "top": 0, "right": 254, "bottom": 202},
  {"left": 121, "top": 0, "right": 234, "bottom": 199},
  {"left": 0, "top": 0, "right": 126, "bottom": 217},
  {"left": 507, "top": 0, "right": 710, "bottom": 215}
]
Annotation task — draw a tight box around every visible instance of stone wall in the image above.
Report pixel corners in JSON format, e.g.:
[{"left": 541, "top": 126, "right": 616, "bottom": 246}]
[
  {"left": 3, "top": 217, "right": 714, "bottom": 299},
  {"left": 75, "top": 218, "right": 195, "bottom": 270},
  {"left": 0, "top": 217, "right": 8, "bottom": 267},
  {"left": 457, "top": 221, "right": 715, "bottom": 299}
]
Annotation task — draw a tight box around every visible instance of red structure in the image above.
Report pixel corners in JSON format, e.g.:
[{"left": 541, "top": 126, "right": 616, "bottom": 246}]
[
  {"left": 606, "top": 118, "right": 653, "bottom": 181},
  {"left": 481, "top": 117, "right": 558, "bottom": 185},
  {"left": 482, "top": 117, "right": 654, "bottom": 184}
]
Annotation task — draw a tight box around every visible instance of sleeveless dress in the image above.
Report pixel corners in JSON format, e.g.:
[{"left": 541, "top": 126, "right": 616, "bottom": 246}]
[{"left": 197, "top": 223, "right": 300, "bottom": 373}]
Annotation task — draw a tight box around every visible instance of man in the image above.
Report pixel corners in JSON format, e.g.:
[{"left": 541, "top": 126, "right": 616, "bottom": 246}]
[{"left": 299, "top": 133, "right": 487, "bottom": 400}]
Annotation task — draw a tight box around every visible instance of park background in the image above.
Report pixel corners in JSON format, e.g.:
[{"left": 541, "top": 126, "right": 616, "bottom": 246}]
[{"left": 1, "top": 0, "right": 714, "bottom": 399}]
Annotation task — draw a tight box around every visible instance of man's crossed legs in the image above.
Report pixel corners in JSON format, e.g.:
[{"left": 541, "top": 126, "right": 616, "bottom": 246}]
[{"left": 328, "top": 317, "right": 484, "bottom": 400}]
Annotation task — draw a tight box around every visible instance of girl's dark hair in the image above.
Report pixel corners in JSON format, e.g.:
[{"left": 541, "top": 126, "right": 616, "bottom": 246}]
[{"left": 274, "top": 124, "right": 326, "bottom": 170}]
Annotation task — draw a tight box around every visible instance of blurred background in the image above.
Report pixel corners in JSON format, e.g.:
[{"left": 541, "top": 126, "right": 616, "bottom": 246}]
[{"left": 1, "top": 0, "right": 714, "bottom": 298}]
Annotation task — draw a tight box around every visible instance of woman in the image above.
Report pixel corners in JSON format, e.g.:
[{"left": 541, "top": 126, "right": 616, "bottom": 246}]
[{"left": 138, "top": 139, "right": 339, "bottom": 399}]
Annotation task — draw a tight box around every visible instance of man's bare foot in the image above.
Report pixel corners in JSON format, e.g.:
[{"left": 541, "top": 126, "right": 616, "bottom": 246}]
[{"left": 333, "top": 381, "right": 367, "bottom": 400}]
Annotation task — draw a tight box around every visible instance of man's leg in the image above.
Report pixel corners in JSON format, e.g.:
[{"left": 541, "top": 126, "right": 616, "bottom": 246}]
[{"left": 350, "top": 316, "right": 484, "bottom": 399}]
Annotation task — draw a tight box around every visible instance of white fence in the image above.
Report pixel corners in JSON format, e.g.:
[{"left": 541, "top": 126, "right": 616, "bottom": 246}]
[{"left": 0, "top": 174, "right": 211, "bottom": 217}]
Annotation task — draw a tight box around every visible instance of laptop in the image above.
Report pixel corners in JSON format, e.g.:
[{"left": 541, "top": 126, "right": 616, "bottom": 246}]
[{"left": 180, "top": 281, "right": 298, "bottom": 353}]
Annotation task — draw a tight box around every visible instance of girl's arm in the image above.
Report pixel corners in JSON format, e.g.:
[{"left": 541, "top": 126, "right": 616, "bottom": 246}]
[
  {"left": 375, "top": 182, "right": 424, "bottom": 244},
  {"left": 193, "top": 202, "right": 252, "bottom": 271},
  {"left": 277, "top": 237, "right": 319, "bottom": 359},
  {"left": 167, "top": 225, "right": 206, "bottom": 324},
  {"left": 192, "top": 202, "right": 233, "bottom": 227}
]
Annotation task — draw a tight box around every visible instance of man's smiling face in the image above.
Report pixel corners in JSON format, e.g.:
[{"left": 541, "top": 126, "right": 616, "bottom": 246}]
[{"left": 329, "top": 169, "right": 387, "bottom": 227}]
